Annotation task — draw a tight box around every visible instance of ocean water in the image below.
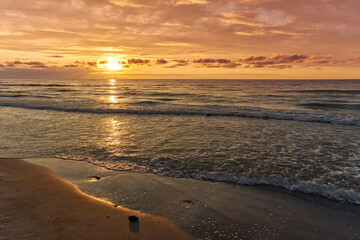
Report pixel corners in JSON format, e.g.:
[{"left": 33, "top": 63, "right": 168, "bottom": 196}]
[{"left": 0, "top": 79, "right": 359, "bottom": 204}]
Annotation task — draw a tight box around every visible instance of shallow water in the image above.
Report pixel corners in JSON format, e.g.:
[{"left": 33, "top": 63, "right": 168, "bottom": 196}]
[{"left": 0, "top": 79, "right": 359, "bottom": 203}]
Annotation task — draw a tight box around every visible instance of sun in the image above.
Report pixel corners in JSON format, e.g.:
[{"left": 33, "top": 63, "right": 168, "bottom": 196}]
[{"left": 105, "top": 59, "right": 122, "bottom": 71}]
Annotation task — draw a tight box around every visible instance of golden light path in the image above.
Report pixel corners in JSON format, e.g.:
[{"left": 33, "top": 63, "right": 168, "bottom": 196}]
[{"left": 108, "top": 79, "right": 118, "bottom": 103}]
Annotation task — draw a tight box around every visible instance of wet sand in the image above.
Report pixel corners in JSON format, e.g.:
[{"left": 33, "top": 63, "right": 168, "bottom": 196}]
[
  {"left": 1, "top": 157, "right": 360, "bottom": 240},
  {"left": 0, "top": 158, "right": 193, "bottom": 240},
  {"left": 20, "top": 157, "right": 360, "bottom": 240}
]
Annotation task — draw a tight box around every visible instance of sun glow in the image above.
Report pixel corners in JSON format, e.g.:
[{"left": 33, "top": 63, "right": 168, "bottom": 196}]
[
  {"left": 105, "top": 59, "right": 122, "bottom": 70},
  {"left": 99, "top": 58, "right": 123, "bottom": 71}
]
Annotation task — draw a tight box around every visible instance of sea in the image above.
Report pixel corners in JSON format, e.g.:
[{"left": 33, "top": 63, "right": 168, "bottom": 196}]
[{"left": 0, "top": 78, "right": 359, "bottom": 204}]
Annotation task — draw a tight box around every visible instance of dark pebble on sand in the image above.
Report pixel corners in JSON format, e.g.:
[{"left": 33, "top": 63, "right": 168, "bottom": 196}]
[
  {"left": 129, "top": 215, "right": 139, "bottom": 222},
  {"left": 183, "top": 199, "right": 196, "bottom": 204},
  {"left": 91, "top": 176, "right": 101, "bottom": 180}
]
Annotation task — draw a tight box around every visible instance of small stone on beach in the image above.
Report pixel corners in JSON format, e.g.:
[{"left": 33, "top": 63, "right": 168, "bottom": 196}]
[
  {"left": 129, "top": 215, "right": 139, "bottom": 222},
  {"left": 183, "top": 200, "right": 196, "bottom": 205}
]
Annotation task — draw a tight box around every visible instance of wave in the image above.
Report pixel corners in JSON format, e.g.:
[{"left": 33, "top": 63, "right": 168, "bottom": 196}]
[
  {"left": 58, "top": 156, "right": 360, "bottom": 204},
  {"left": 0, "top": 83, "right": 71, "bottom": 87},
  {"left": 182, "top": 172, "right": 360, "bottom": 204},
  {"left": 156, "top": 98, "right": 177, "bottom": 102},
  {"left": 131, "top": 101, "right": 164, "bottom": 105},
  {"left": 0, "top": 95, "right": 53, "bottom": 99},
  {"left": 0, "top": 94, "right": 25, "bottom": 98},
  {"left": 299, "top": 103, "right": 360, "bottom": 110},
  {"left": 47, "top": 88, "right": 79, "bottom": 92},
  {"left": 282, "top": 89, "right": 360, "bottom": 94},
  {"left": 1, "top": 102, "right": 359, "bottom": 125},
  {"left": 120, "top": 91, "right": 198, "bottom": 98},
  {"left": 147, "top": 92, "right": 193, "bottom": 97}
]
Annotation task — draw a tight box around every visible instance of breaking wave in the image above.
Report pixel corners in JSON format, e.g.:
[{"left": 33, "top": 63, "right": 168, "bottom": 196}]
[{"left": 58, "top": 156, "right": 360, "bottom": 205}]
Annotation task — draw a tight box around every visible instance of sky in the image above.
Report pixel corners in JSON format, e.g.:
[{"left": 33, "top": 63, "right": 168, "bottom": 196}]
[{"left": 0, "top": 0, "right": 360, "bottom": 79}]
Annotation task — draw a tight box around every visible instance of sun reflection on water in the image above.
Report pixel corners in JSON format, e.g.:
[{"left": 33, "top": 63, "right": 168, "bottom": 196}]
[
  {"left": 108, "top": 96, "right": 117, "bottom": 103},
  {"left": 99, "top": 118, "right": 135, "bottom": 158},
  {"left": 107, "top": 79, "right": 118, "bottom": 103}
]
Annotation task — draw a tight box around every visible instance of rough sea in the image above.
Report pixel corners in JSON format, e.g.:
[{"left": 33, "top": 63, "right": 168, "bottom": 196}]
[{"left": 1, "top": 79, "right": 359, "bottom": 204}]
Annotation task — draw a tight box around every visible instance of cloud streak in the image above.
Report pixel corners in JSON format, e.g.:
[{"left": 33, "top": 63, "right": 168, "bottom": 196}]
[
  {"left": 5, "top": 61, "right": 48, "bottom": 68},
  {"left": 1, "top": 0, "right": 359, "bottom": 58}
]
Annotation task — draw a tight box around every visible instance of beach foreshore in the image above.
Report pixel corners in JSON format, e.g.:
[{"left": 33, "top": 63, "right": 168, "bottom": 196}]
[
  {"left": 0, "top": 158, "right": 193, "bottom": 240},
  {"left": 1, "top": 157, "right": 360, "bottom": 240}
]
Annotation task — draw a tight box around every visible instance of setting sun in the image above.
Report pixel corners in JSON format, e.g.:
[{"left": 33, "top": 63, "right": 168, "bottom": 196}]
[{"left": 105, "top": 59, "right": 122, "bottom": 71}]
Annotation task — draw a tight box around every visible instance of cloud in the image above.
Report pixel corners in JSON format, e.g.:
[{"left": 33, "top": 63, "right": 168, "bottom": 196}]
[
  {"left": 220, "top": 11, "right": 265, "bottom": 27},
  {"left": 268, "top": 29, "right": 303, "bottom": 36},
  {"left": 176, "top": 0, "right": 209, "bottom": 5},
  {"left": 87, "top": 61, "right": 98, "bottom": 67},
  {"left": 222, "top": 62, "right": 242, "bottom": 68},
  {"left": 268, "top": 64, "right": 292, "bottom": 69},
  {"left": 240, "top": 54, "right": 308, "bottom": 68},
  {"left": 155, "top": 58, "right": 168, "bottom": 64},
  {"left": 194, "top": 58, "right": 216, "bottom": 63},
  {"left": 238, "top": 53, "right": 360, "bottom": 69},
  {"left": 303, "top": 55, "right": 338, "bottom": 67},
  {"left": 127, "top": 58, "right": 150, "bottom": 64},
  {"left": 193, "top": 58, "right": 240, "bottom": 68},
  {"left": 109, "top": 0, "right": 209, "bottom": 8},
  {"left": 48, "top": 55, "right": 64, "bottom": 58},
  {"left": 166, "top": 59, "right": 190, "bottom": 68},
  {"left": 155, "top": 41, "right": 196, "bottom": 47},
  {"left": 267, "top": 54, "right": 307, "bottom": 63},
  {"left": 235, "top": 30, "right": 266, "bottom": 36},
  {"left": 345, "top": 56, "right": 360, "bottom": 65},
  {"left": 219, "top": 9, "right": 293, "bottom": 29},
  {"left": 63, "top": 60, "right": 104, "bottom": 68},
  {"left": 217, "top": 59, "right": 232, "bottom": 64},
  {"left": 64, "top": 64, "right": 80, "bottom": 68},
  {"left": 64, "top": 60, "right": 90, "bottom": 68},
  {"left": 5, "top": 61, "right": 48, "bottom": 68},
  {"left": 108, "top": 0, "right": 144, "bottom": 8},
  {"left": 235, "top": 29, "right": 303, "bottom": 36}
]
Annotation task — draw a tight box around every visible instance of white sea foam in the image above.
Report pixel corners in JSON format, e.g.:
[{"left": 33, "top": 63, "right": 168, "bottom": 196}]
[
  {"left": 156, "top": 171, "right": 360, "bottom": 204},
  {"left": 57, "top": 155, "right": 360, "bottom": 205}
]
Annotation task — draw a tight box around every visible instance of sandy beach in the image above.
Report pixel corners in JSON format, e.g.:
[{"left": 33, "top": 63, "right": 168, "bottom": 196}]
[
  {"left": 0, "top": 158, "right": 193, "bottom": 240},
  {"left": 1, "top": 157, "right": 358, "bottom": 240}
]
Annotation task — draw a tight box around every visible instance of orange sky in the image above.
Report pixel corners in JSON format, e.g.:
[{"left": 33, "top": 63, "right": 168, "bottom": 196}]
[{"left": 0, "top": 0, "right": 360, "bottom": 79}]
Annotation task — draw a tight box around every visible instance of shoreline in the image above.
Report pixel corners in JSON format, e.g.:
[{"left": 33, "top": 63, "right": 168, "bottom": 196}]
[
  {"left": 19, "top": 157, "right": 360, "bottom": 239},
  {"left": 0, "top": 158, "right": 193, "bottom": 240}
]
